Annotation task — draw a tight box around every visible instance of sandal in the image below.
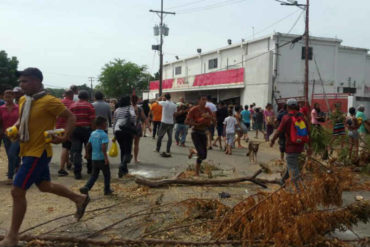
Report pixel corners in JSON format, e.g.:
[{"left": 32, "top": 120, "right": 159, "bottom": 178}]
[{"left": 75, "top": 195, "right": 90, "bottom": 221}]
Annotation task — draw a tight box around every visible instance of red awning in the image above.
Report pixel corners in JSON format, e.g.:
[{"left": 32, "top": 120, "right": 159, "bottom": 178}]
[
  {"left": 149, "top": 79, "right": 174, "bottom": 90},
  {"left": 193, "top": 68, "right": 244, "bottom": 87}
]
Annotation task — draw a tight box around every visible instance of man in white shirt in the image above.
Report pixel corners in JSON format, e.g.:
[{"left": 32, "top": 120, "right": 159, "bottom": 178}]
[
  {"left": 205, "top": 95, "right": 217, "bottom": 149},
  {"left": 155, "top": 93, "right": 177, "bottom": 157},
  {"left": 70, "top": 85, "right": 79, "bottom": 102}
]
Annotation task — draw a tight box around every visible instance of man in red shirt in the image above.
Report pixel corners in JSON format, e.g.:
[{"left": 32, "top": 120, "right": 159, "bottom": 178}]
[
  {"left": 270, "top": 98, "right": 308, "bottom": 190},
  {"left": 0, "top": 89, "right": 20, "bottom": 184},
  {"left": 56, "top": 90, "right": 74, "bottom": 176},
  {"left": 69, "top": 90, "right": 95, "bottom": 179},
  {"left": 185, "top": 96, "right": 214, "bottom": 176}
]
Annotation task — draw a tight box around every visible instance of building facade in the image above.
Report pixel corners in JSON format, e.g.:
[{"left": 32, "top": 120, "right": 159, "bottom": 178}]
[{"left": 146, "top": 33, "right": 370, "bottom": 114}]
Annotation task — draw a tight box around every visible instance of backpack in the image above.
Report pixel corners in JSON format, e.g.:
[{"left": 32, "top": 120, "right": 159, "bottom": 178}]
[{"left": 289, "top": 113, "right": 309, "bottom": 144}]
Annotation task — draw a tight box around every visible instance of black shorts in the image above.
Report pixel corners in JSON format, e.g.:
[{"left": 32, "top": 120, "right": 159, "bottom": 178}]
[
  {"left": 62, "top": 140, "right": 72, "bottom": 150},
  {"left": 208, "top": 125, "right": 215, "bottom": 136},
  {"left": 216, "top": 125, "right": 224, "bottom": 137},
  {"left": 278, "top": 136, "right": 286, "bottom": 153}
]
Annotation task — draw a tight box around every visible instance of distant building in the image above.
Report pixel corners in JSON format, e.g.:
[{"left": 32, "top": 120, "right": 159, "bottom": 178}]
[{"left": 145, "top": 32, "right": 370, "bottom": 114}]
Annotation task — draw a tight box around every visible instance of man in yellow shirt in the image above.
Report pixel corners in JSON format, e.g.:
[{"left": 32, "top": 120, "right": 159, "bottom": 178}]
[{"left": 0, "top": 68, "right": 89, "bottom": 247}]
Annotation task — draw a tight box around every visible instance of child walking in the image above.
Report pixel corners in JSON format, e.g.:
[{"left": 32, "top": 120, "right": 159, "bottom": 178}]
[
  {"left": 80, "top": 116, "right": 113, "bottom": 195},
  {"left": 223, "top": 110, "right": 238, "bottom": 155}
]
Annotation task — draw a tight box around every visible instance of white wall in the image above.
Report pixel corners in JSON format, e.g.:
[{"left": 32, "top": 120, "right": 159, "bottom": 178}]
[
  {"left": 337, "top": 48, "right": 367, "bottom": 96},
  {"left": 240, "top": 51, "right": 273, "bottom": 107},
  {"left": 275, "top": 38, "right": 339, "bottom": 101},
  {"left": 161, "top": 34, "right": 370, "bottom": 111}
]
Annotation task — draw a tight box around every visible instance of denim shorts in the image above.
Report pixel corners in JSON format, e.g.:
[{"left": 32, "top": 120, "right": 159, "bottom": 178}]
[{"left": 226, "top": 133, "right": 235, "bottom": 145}]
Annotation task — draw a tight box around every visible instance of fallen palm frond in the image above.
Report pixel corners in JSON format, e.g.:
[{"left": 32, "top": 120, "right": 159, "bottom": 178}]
[{"left": 211, "top": 159, "right": 370, "bottom": 247}]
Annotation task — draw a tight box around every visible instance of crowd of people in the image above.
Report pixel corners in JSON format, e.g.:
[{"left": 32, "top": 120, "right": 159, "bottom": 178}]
[{"left": 0, "top": 67, "right": 369, "bottom": 247}]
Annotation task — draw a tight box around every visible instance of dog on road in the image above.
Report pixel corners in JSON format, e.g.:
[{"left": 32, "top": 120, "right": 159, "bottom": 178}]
[{"left": 246, "top": 142, "right": 260, "bottom": 164}]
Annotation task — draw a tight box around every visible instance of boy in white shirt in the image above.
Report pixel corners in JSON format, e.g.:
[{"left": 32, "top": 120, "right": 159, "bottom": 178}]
[{"left": 223, "top": 110, "right": 238, "bottom": 155}]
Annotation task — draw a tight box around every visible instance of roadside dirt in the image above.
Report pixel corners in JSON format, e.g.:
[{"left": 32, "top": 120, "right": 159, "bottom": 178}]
[{"left": 0, "top": 147, "right": 369, "bottom": 246}]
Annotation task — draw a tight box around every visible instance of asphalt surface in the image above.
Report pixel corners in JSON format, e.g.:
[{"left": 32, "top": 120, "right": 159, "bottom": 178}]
[{"left": 49, "top": 129, "right": 279, "bottom": 180}]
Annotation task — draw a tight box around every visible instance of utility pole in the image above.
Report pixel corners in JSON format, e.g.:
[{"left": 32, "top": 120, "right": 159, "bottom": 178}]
[
  {"left": 304, "top": 0, "right": 310, "bottom": 110},
  {"left": 88, "top": 77, "right": 95, "bottom": 101},
  {"left": 277, "top": 0, "right": 309, "bottom": 113},
  {"left": 150, "top": 0, "right": 175, "bottom": 96}
]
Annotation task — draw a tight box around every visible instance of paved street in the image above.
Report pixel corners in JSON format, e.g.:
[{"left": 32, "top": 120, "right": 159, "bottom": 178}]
[{"left": 49, "top": 129, "right": 280, "bottom": 180}]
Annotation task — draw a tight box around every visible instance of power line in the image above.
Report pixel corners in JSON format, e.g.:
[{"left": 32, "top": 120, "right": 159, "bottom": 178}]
[
  {"left": 246, "top": 9, "right": 301, "bottom": 39},
  {"left": 286, "top": 9, "right": 305, "bottom": 34},
  {"left": 198, "top": 35, "right": 303, "bottom": 74},
  {"left": 167, "top": 0, "right": 210, "bottom": 10},
  {"left": 177, "top": 0, "right": 247, "bottom": 14},
  {"left": 45, "top": 72, "right": 91, "bottom": 78}
]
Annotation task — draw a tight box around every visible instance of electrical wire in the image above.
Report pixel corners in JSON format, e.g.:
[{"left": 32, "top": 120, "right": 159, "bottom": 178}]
[
  {"left": 167, "top": 0, "right": 210, "bottom": 10},
  {"left": 188, "top": 35, "right": 303, "bottom": 75},
  {"left": 46, "top": 72, "right": 90, "bottom": 78},
  {"left": 286, "top": 9, "right": 305, "bottom": 34},
  {"left": 176, "top": 0, "right": 248, "bottom": 14},
  {"left": 248, "top": 9, "right": 301, "bottom": 39}
]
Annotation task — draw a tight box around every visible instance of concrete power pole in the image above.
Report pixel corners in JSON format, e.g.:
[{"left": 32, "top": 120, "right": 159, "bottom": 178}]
[{"left": 150, "top": 0, "right": 175, "bottom": 96}]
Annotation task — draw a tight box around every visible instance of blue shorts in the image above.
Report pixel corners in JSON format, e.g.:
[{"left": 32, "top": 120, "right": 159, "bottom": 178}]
[{"left": 14, "top": 151, "right": 51, "bottom": 190}]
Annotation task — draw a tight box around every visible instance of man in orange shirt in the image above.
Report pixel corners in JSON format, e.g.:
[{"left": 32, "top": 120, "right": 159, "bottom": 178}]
[{"left": 150, "top": 97, "right": 163, "bottom": 139}]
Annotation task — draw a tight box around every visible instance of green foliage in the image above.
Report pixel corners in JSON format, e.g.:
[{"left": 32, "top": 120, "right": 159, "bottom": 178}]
[
  {"left": 0, "top": 51, "right": 19, "bottom": 93},
  {"left": 46, "top": 84, "right": 93, "bottom": 99},
  {"left": 310, "top": 125, "right": 331, "bottom": 156},
  {"left": 98, "top": 59, "right": 153, "bottom": 98},
  {"left": 46, "top": 88, "right": 65, "bottom": 98}
]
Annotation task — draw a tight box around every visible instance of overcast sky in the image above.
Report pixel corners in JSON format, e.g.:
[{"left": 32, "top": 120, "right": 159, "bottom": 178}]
[{"left": 1, "top": 0, "right": 369, "bottom": 89}]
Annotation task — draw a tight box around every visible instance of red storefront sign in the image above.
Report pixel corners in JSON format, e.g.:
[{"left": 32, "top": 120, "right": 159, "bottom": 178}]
[
  {"left": 193, "top": 68, "right": 244, "bottom": 87},
  {"left": 149, "top": 79, "right": 174, "bottom": 90},
  {"left": 149, "top": 68, "right": 244, "bottom": 91}
]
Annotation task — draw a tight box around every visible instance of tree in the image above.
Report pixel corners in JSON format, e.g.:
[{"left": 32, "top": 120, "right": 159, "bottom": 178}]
[
  {"left": 46, "top": 88, "right": 65, "bottom": 98},
  {"left": 0, "top": 51, "right": 19, "bottom": 93},
  {"left": 98, "top": 59, "right": 153, "bottom": 98}
]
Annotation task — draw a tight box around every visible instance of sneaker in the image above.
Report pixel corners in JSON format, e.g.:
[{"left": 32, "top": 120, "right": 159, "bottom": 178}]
[
  {"left": 180, "top": 143, "right": 186, "bottom": 147},
  {"left": 118, "top": 170, "right": 128, "bottom": 178},
  {"left": 75, "top": 173, "right": 82, "bottom": 180},
  {"left": 79, "top": 187, "right": 89, "bottom": 194},
  {"left": 161, "top": 152, "right": 172, "bottom": 158},
  {"left": 58, "top": 169, "right": 69, "bottom": 177},
  {"left": 104, "top": 190, "right": 114, "bottom": 196}
]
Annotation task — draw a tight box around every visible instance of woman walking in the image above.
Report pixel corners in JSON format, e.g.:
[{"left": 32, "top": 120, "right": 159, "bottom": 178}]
[
  {"left": 132, "top": 95, "right": 150, "bottom": 163},
  {"left": 328, "top": 103, "right": 346, "bottom": 153},
  {"left": 264, "top": 103, "right": 275, "bottom": 141},
  {"left": 142, "top": 100, "right": 151, "bottom": 137},
  {"left": 113, "top": 96, "right": 136, "bottom": 177},
  {"left": 0, "top": 89, "right": 20, "bottom": 184},
  {"left": 346, "top": 107, "right": 360, "bottom": 160},
  {"left": 234, "top": 105, "right": 243, "bottom": 148}
]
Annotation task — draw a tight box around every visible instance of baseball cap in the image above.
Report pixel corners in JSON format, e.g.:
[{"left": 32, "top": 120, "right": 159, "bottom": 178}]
[
  {"left": 16, "top": 67, "right": 43, "bottom": 82},
  {"left": 286, "top": 98, "right": 298, "bottom": 106}
]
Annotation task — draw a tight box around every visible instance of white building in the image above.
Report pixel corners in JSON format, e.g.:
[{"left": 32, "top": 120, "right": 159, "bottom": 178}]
[{"left": 147, "top": 32, "right": 370, "bottom": 115}]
